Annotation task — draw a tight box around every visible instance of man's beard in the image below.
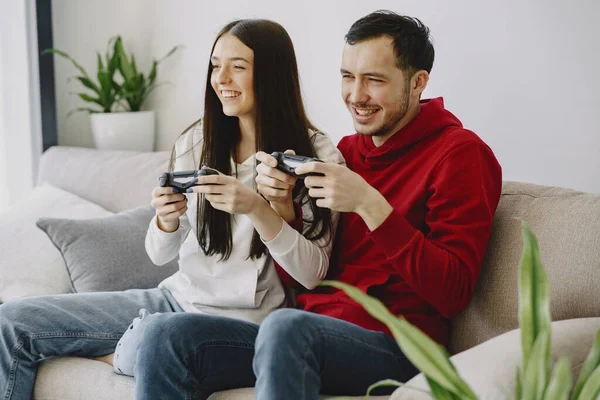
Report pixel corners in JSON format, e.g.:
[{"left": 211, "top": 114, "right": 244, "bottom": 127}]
[{"left": 354, "top": 86, "right": 410, "bottom": 137}]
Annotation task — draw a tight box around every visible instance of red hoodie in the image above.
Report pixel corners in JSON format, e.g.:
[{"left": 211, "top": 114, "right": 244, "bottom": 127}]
[{"left": 285, "top": 97, "right": 502, "bottom": 347}]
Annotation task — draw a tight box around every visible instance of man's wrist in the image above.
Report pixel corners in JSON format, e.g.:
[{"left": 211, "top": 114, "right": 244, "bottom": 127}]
[{"left": 356, "top": 188, "right": 393, "bottom": 231}]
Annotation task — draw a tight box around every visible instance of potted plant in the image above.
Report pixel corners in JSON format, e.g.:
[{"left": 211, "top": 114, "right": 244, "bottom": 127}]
[
  {"left": 323, "top": 222, "right": 600, "bottom": 399},
  {"left": 44, "top": 37, "right": 179, "bottom": 151}
]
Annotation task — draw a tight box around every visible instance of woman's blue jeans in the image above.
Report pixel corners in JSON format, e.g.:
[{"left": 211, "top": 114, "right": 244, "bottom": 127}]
[
  {"left": 0, "top": 288, "right": 257, "bottom": 400},
  {"left": 1, "top": 291, "right": 417, "bottom": 400}
]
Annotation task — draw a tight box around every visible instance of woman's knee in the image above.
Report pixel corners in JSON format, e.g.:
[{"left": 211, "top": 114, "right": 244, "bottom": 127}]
[
  {"left": 0, "top": 300, "right": 34, "bottom": 337},
  {"left": 0, "top": 299, "right": 43, "bottom": 355}
]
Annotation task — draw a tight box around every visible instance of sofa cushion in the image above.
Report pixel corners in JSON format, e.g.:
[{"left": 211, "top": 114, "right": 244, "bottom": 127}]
[
  {"left": 392, "top": 317, "right": 600, "bottom": 400},
  {"left": 450, "top": 181, "right": 600, "bottom": 354},
  {"left": 37, "top": 146, "right": 171, "bottom": 213},
  {"left": 36, "top": 205, "right": 179, "bottom": 293},
  {"left": 0, "top": 183, "right": 112, "bottom": 303},
  {"left": 34, "top": 358, "right": 389, "bottom": 400},
  {"left": 34, "top": 358, "right": 134, "bottom": 400}
]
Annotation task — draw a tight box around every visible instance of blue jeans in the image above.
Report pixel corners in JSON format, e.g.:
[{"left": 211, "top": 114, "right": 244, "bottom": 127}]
[
  {"left": 2, "top": 292, "right": 417, "bottom": 400},
  {"left": 0, "top": 288, "right": 258, "bottom": 400},
  {"left": 253, "top": 309, "right": 419, "bottom": 399},
  {"left": 134, "top": 312, "right": 259, "bottom": 399}
]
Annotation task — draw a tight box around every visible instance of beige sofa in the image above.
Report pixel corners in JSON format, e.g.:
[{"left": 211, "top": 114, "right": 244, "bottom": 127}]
[{"left": 22, "top": 147, "right": 600, "bottom": 399}]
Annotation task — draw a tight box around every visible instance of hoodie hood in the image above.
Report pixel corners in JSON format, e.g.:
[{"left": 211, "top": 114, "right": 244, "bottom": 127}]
[{"left": 357, "top": 97, "right": 463, "bottom": 168}]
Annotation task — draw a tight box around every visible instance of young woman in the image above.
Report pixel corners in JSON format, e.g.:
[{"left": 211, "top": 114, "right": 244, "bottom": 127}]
[{"left": 0, "top": 19, "right": 343, "bottom": 400}]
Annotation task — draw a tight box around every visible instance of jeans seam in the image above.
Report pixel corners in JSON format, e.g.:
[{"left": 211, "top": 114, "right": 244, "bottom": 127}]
[
  {"left": 4, "top": 331, "right": 122, "bottom": 400},
  {"left": 29, "top": 331, "right": 122, "bottom": 340},
  {"left": 5, "top": 332, "right": 27, "bottom": 400}
]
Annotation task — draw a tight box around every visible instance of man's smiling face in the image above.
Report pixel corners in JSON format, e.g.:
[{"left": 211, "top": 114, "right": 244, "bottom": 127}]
[{"left": 341, "top": 35, "right": 412, "bottom": 141}]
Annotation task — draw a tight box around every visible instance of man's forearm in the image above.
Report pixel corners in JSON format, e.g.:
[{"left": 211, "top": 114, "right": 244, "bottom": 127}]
[{"left": 356, "top": 188, "right": 394, "bottom": 232}]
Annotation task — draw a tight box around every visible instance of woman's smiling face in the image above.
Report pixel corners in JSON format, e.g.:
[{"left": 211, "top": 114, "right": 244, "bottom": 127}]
[{"left": 210, "top": 34, "right": 256, "bottom": 119}]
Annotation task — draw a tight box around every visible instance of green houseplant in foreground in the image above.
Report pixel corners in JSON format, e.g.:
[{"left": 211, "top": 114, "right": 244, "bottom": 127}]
[{"left": 323, "top": 221, "right": 600, "bottom": 399}]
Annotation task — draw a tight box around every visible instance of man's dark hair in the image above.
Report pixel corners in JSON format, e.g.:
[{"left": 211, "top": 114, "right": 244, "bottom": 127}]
[{"left": 345, "top": 10, "right": 435, "bottom": 75}]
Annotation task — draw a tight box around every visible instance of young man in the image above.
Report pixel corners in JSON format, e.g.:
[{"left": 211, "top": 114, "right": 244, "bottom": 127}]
[{"left": 252, "top": 10, "right": 502, "bottom": 399}]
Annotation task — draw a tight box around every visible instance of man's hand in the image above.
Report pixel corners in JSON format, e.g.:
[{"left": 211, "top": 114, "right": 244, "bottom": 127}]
[
  {"left": 295, "top": 162, "right": 393, "bottom": 230},
  {"left": 255, "top": 150, "right": 297, "bottom": 222},
  {"left": 187, "top": 168, "right": 265, "bottom": 216}
]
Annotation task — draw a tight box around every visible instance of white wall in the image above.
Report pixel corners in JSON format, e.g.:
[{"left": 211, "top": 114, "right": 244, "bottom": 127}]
[
  {"left": 0, "top": 0, "right": 42, "bottom": 212},
  {"left": 52, "top": 0, "right": 600, "bottom": 193}
]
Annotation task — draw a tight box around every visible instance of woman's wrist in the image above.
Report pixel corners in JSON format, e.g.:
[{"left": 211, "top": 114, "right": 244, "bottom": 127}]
[
  {"left": 270, "top": 199, "right": 296, "bottom": 222},
  {"left": 157, "top": 216, "right": 179, "bottom": 233}
]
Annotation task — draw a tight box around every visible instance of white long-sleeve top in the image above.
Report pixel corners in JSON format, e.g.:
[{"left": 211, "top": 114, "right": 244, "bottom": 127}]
[{"left": 146, "top": 122, "right": 345, "bottom": 324}]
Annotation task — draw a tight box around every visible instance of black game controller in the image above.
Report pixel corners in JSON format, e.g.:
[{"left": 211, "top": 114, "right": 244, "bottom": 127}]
[
  {"left": 158, "top": 169, "right": 219, "bottom": 191},
  {"left": 270, "top": 152, "right": 324, "bottom": 179}
]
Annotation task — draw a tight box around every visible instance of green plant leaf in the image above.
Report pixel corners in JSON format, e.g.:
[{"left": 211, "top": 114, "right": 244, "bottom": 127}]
[
  {"left": 521, "top": 329, "right": 550, "bottom": 400},
  {"left": 542, "top": 357, "right": 571, "bottom": 400},
  {"left": 572, "top": 330, "right": 600, "bottom": 400},
  {"left": 78, "top": 93, "right": 102, "bottom": 105},
  {"left": 96, "top": 70, "right": 114, "bottom": 111},
  {"left": 426, "top": 377, "right": 460, "bottom": 400},
  {"left": 116, "top": 38, "right": 135, "bottom": 81},
  {"left": 42, "top": 48, "right": 90, "bottom": 78},
  {"left": 96, "top": 52, "right": 104, "bottom": 72},
  {"left": 109, "top": 37, "right": 121, "bottom": 75},
  {"left": 328, "top": 380, "right": 431, "bottom": 400},
  {"left": 148, "top": 60, "right": 158, "bottom": 85},
  {"left": 363, "top": 379, "right": 432, "bottom": 399},
  {"left": 365, "top": 379, "right": 402, "bottom": 399},
  {"left": 148, "top": 45, "right": 180, "bottom": 85},
  {"left": 575, "top": 364, "right": 600, "bottom": 400},
  {"left": 517, "top": 365, "right": 523, "bottom": 400},
  {"left": 131, "top": 54, "right": 138, "bottom": 75},
  {"left": 320, "top": 281, "right": 477, "bottom": 400},
  {"left": 75, "top": 77, "right": 100, "bottom": 94},
  {"left": 156, "top": 45, "right": 180, "bottom": 64},
  {"left": 518, "top": 220, "right": 551, "bottom": 369}
]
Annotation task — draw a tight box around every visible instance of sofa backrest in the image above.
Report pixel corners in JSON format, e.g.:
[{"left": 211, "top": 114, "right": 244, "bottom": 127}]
[
  {"left": 38, "top": 146, "right": 171, "bottom": 213},
  {"left": 36, "top": 149, "right": 600, "bottom": 354},
  {"left": 450, "top": 181, "right": 600, "bottom": 354}
]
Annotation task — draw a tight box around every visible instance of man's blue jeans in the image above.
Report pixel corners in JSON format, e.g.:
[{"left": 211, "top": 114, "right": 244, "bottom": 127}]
[{"left": 253, "top": 309, "right": 419, "bottom": 399}]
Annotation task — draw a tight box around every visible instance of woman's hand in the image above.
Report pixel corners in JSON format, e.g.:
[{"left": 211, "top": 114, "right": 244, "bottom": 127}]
[
  {"left": 255, "top": 150, "right": 297, "bottom": 222},
  {"left": 186, "top": 168, "right": 265, "bottom": 215},
  {"left": 151, "top": 186, "right": 188, "bottom": 233}
]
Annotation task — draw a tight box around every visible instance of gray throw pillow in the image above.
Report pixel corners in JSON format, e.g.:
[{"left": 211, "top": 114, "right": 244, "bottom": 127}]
[{"left": 36, "top": 205, "right": 179, "bottom": 293}]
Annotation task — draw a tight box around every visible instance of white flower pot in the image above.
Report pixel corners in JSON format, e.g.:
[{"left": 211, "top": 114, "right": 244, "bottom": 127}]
[{"left": 90, "top": 111, "right": 155, "bottom": 152}]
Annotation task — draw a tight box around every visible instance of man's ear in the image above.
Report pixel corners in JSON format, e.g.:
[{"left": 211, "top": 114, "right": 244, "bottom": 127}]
[{"left": 411, "top": 70, "right": 429, "bottom": 98}]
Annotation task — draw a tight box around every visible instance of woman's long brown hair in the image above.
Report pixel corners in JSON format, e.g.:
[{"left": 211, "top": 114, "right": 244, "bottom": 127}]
[{"left": 171, "top": 19, "right": 333, "bottom": 261}]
